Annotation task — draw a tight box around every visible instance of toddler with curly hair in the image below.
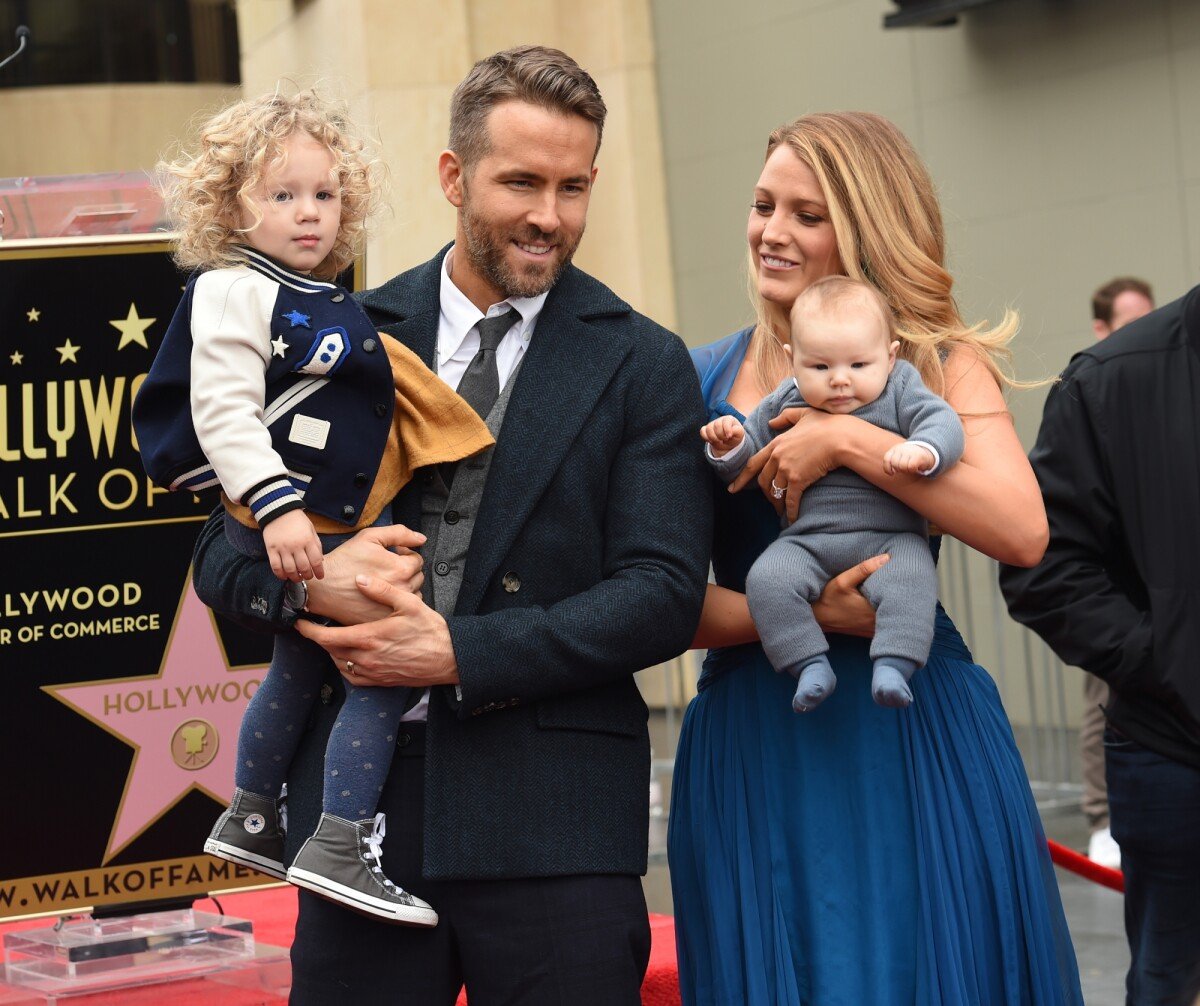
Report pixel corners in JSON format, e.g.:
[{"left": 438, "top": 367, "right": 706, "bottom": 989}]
[{"left": 134, "top": 90, "right": 492, "bottom": 925}]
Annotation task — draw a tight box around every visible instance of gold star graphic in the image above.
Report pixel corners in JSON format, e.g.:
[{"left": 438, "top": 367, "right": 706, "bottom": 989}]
[
  {"left": 110, "top": 303, "right": 156, "bottom": 350},
  {"left": 56, "top": 340, "right": 80, "bottom": 363},
  {"left": 10, "top": 351, "right": 23, "bottom": 365},
  {"left": 27, "top": 308, "right": 40, "bottom": 322}
]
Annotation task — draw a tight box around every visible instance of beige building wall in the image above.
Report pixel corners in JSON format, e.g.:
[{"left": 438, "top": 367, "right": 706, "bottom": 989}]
[
  {"left": 0, "top": 83, "right": 236, "bottom": 178},
  {"left": 236, "top": 0, "right": 677, "bottom": 326},
  {"left": 651, "top": 0, "right": 1199, "bottom": 738}
]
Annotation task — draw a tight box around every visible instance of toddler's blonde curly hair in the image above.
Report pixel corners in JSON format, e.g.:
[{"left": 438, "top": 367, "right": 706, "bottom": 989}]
[{"left": 160, "top": 89, "right": 381, "bottom": 281}]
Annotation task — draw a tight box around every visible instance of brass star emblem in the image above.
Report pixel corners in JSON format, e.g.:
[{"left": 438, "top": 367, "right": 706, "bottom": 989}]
[{"left": 110, "top": 303, "right": 156, "bottom": 350}]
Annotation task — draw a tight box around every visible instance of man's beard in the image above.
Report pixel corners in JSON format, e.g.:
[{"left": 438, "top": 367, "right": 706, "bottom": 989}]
[{"left": 459, "top": 195, "right": 583, "bottom": 299}]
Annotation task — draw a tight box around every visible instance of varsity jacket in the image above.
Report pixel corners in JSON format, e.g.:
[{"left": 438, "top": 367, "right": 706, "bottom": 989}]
[
  {"left": 133, "top": 248, "right": 395, "bottom": 528},
  {"left": 1000, "top": 285, "right": 1200, "bottom": 769}
]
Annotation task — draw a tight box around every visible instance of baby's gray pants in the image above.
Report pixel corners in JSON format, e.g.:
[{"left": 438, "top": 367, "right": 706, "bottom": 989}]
[{"left": 744, "top": 528, "right": 937, "bottom": 674}]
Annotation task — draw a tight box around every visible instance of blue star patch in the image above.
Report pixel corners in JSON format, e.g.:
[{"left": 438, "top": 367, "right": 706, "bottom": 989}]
[{"left": 282, "top": 310, "right": 311, "bottom": 329}]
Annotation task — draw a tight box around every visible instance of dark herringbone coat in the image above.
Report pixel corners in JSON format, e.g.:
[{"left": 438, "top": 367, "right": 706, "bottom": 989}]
[{"left": 192, "top": 247, "right": 712, "bottom": 879}]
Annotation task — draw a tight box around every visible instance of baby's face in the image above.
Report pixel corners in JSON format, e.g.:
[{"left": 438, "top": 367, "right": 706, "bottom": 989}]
[{"left": 791, "top": 305, "right": 897, "bottom": 414}]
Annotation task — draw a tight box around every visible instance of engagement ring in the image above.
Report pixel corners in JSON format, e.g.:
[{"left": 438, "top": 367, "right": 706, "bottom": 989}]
[{"left": 770, "top": 479, "right": 786, "bottom": 500}]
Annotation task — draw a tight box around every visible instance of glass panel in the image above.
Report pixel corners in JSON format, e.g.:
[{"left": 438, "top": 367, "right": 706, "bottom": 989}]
[{"left": 0, "top": 171, "right": 167, "bottom": 240}]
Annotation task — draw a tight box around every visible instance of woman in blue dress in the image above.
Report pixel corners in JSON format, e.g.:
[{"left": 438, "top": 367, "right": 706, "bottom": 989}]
[{"left": 668, "top": 112, "right": 1083, "bottom": 1005}]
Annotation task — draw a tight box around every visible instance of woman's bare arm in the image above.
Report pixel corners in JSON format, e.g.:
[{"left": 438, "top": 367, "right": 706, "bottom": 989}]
[{"left": 691, "top": 584, "right": 758, "bottom": 649}]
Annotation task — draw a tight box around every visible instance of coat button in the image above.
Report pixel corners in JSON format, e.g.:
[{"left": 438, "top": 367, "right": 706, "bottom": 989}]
[
  {"left": 354, "top": 472, "right": 369, "bottom": 487},
  {"left": 320, "top": 683, "right": 334, "bottom": 706},
  {"left": 342, "top": 505, "right": 356, "bottom": 520},
  {"left": 396, "top": 732, "right": 412, "bottom": 749},
  {"left": 444, "top": 509, "right": 460, "bottom": 525},
  {"left": 362, "top": 338, "right": 377, "bottom": 353},
  {"left": 502, "top": 571, "right": 520, "bottom": 593},
  {"left": 330, "top": 292, "right": 345, "bottom": 303},
  {"left": 434, "top": 560, "right": 450, "bottom": 576},
  {"left": 374, "top": 403, "right": 387, "bottom": 417}
]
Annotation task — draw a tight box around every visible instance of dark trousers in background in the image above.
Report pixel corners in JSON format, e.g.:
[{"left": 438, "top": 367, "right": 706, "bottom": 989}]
[
  {"left": 288, "top": 722, "right": 651, "bottom": 1006},
  {"left": 1105, "top": 728, "right": 1200, "bottom": 1006},
  {"left": 1080, "top": 673, "right": 1110, "bottom": 831}
]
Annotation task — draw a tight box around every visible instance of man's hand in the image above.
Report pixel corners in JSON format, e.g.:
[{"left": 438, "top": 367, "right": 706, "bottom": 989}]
[
  {"left": 728, "top": 407, "right": 845, "bottom": 522},
  {"left": 883, "top": 442, "right": 936, "bottom": 476},
  {"left": 305, "top": 524, "right": 427, "bottom": 625},
  {"left": 262, "top": 510, "right": 324, "bottom": 582},
  {"left": 295, "top": 575, "right": 459, "bottom": 687},
  {"left": 700, "top": 416, "right": 745, "bottom": 458}
]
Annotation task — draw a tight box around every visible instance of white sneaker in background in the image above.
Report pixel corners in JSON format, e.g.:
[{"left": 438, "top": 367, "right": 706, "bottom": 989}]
[{"left": 1087, "top": 826, "right": 1122, "bottom": 870}]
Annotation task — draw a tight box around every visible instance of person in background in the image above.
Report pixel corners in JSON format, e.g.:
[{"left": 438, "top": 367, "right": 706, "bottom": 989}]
[
  {"left": 1080, "top": 275, "right": 1154, "bottom": 869},
  {"left": 1001, "top": 285, "right": 1200, "bottom": 1006},
  {"left": 1092, "top": 276, "right": 1154, "bottom": 340}
]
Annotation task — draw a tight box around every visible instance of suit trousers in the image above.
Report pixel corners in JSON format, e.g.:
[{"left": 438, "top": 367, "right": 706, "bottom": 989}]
[{"left": 288, "top": 723, "right": 652, "bottom": 1006}]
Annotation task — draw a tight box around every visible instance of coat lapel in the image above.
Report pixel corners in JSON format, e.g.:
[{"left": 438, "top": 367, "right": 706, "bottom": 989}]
[
  {"left": 357, "top": 246, "right": 446, "bottom": 367},
  {"left": 457, "top": 266, "right": 633, "bottom": 615}
]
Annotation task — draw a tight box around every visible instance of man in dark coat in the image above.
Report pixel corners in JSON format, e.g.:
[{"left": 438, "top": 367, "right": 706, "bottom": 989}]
[
  {"left": 192, "top": 45, "right": 711, "bottom": 1005},
  {"left": 999, "top": 285, "right": 1200, "bottom": 1006}
]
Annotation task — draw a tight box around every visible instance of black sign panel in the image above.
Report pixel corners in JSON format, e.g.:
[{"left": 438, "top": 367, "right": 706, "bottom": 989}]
[{"left": 0, "top": 239, "right": 275, "bottom": 919}]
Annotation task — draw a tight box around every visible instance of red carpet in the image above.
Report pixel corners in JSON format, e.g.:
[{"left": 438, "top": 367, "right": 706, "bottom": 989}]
[{"left": 0, "top": 887, "right": 682, "bottom": 1005}]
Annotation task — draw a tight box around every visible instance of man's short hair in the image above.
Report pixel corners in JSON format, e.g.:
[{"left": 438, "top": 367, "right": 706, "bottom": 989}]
[
  {"left": 1092, "top": 277, "right": 1154, "bottom": 324},
  {"left": 448, "top": 45, "right": 607, "bottom": 172}
]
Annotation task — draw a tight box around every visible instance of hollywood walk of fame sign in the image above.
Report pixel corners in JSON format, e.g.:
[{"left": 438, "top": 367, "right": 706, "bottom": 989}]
[{"left": 0, "top": 237, "right": 279, "bottom": 920}]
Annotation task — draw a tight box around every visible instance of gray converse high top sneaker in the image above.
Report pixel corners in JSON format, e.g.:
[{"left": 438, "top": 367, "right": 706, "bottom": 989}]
[
  {"left": 203, "top": 788, "right": 286, "bottom": 880},
  {"left": 286, "top": 812, "right": 438, "bottom": 926}
]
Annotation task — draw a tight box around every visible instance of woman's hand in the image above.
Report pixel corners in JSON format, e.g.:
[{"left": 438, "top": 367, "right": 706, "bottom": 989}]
[
  {"left": 729, "top": 407, "right": 849, "bottom": 521},
  {"left": 811, "top": 554, "right": 889, "bottom": 638}
]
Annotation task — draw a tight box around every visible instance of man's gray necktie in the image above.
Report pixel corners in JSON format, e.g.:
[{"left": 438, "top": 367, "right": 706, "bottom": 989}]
[{"left": 455, "top": 307, "right": 519, "bottom": 420}]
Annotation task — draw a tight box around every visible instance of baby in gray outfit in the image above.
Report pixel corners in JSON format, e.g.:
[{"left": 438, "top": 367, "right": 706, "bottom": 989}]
[{"left": 703, "top": 277, "right": 964, "bottom": 713}]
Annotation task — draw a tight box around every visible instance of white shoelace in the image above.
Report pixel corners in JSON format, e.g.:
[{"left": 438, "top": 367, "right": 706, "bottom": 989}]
[{"left": 361, "top": 813, "right": 405, "bottom": 895}]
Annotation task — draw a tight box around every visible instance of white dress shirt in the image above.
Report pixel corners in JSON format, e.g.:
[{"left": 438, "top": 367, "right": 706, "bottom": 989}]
[
  {"left": 436, "top": 246, "right": 548, "bottom": 393},
  {"left": 401, "top": 247, "right": 550, "bottom": 722}
]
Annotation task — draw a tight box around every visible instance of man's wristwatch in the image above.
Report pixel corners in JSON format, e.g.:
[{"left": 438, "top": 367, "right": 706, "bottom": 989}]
[
  {"left": 283, "top": 579, "right": 309, "bottom": 615},
  {"left": 283, "top": 580, "right": 332, "bottom": 625}
]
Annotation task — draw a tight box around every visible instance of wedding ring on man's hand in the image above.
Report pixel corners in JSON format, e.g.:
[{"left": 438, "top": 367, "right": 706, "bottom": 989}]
[
  {"left": 770, "top": 478, "right": 787, "bottom": 500},
  {"left": 345, "top": 660, "right": 355, "bottom": 676}
]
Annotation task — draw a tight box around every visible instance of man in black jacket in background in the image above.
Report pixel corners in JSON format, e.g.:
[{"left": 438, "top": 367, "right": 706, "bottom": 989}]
[{"left": 1000, "top": 286, "right": 1200, "bottom": 1006}]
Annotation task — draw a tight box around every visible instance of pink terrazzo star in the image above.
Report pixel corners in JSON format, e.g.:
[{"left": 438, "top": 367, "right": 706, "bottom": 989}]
[{"left": 44, "top": 578, "right": 267, "bottom": 862}]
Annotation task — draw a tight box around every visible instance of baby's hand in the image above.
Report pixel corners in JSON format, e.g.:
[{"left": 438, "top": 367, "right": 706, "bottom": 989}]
[
  {"left": 701, "top": 416, "right": 745, "bottom": 458},
  {"left": 883, "top": 442, "right": 937, "bottom": 476},
  {"left": 262, "top": 510, "right": 325, "bottom": 582}
]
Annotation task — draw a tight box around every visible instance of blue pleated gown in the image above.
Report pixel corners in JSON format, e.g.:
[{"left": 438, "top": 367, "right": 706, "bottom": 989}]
[{"left": 668, "top": 330, "right": 1083, "bottom": 1006}]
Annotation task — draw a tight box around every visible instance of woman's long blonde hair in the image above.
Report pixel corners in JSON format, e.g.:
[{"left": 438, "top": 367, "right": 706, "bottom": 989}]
[
  {"left": 159, "top": 89, "right": 382, "bottom": 281},
  {"left": 748, "top": 111, "right": 1018, "bottom": 397}
]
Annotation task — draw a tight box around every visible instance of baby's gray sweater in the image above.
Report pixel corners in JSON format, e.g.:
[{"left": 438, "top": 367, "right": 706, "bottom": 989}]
[{"left": 711, "top": 359, "right": 964, "bottom": 536}]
